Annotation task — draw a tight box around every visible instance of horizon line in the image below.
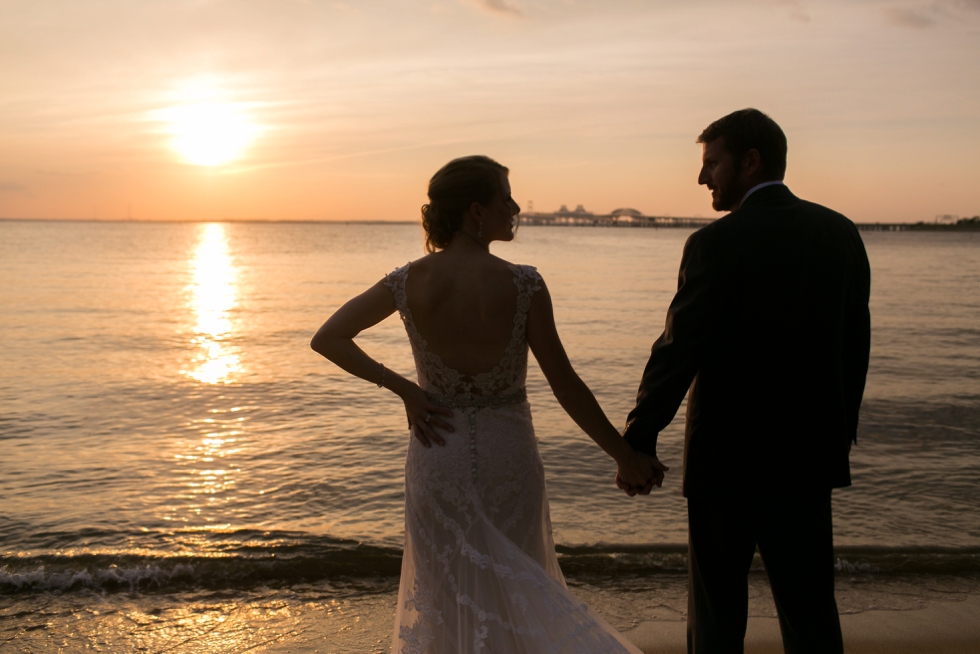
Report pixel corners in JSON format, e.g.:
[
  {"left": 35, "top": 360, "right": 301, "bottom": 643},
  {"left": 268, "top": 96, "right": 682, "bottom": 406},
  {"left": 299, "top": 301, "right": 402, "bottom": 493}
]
[
  {"left": 0, "top": 217, "right": 419, "bottom": 225},
  {"left": 0, "top": 216, "right": 953, "bottom": 226}
]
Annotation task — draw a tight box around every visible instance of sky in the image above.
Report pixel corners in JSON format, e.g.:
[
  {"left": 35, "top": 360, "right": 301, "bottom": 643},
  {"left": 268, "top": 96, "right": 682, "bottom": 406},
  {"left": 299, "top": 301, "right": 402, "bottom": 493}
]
[{"left": 1, "top": 0, "right": 978, "bottom": 223}]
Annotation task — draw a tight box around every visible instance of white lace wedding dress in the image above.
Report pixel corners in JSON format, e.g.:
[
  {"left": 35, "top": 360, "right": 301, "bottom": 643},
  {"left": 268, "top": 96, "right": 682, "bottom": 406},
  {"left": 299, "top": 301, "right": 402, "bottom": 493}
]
[{"left": 385, "top": 263, "right": 643, "bottom": 654}]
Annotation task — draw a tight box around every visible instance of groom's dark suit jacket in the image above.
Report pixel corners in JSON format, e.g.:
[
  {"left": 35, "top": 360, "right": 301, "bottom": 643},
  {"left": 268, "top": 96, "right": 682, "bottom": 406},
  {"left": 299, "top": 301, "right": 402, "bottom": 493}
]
[{"left": 624, "top": 184, "right": 871, "bottom": 498}]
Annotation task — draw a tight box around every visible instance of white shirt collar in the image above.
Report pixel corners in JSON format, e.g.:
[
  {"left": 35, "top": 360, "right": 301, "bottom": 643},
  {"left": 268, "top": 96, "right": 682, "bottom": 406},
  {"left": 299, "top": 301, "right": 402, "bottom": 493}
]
[{"left": 739, "top": 180, "right": 785, "bottom": 208}]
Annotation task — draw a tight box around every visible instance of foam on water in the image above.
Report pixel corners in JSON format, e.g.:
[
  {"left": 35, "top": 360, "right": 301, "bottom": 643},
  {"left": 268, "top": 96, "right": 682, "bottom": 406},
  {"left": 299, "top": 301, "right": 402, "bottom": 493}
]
[{"left": 3, "top": 529, "right": 978, "bottom": 594}]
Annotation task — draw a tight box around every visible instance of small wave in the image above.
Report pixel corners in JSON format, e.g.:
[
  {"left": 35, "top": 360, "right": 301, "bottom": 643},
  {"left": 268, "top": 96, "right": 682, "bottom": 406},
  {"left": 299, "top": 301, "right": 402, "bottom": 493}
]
[
  {"left": 0, "top": 535, "right": 404, "bottom": 594},
  {"left": 557, "top": 545, "right": 980, "bottom": 578},
  {"left": 555, "top": 543, "right": 690, "bottom": 576},
  {"left": 4, "top": 534, "right": 978, "bottom": 595},
  {"left": 835, "top": 558, "right": 878, "bottom": 573},
  {"left": 832, "top": 546, "right": 980, "bottom": 575},
  {"left": 0, "top": 559, "right": 200, "bottom": 593}
]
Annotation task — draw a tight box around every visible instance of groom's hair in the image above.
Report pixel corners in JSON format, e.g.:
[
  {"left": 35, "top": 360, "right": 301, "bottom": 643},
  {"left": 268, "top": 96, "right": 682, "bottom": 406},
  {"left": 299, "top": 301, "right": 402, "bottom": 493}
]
[{"left": 697, "top": 109, "right": 787, "bottom": 180}]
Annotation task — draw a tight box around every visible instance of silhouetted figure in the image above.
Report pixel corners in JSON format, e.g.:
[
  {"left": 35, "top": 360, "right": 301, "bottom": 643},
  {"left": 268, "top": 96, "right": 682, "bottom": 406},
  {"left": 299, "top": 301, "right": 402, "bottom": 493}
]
[
  {"left": 312, "top": 156, "right": 659, "bottom": 653},
  {"left": 622, "top": 109, "right": 871, "bottom": 654}
]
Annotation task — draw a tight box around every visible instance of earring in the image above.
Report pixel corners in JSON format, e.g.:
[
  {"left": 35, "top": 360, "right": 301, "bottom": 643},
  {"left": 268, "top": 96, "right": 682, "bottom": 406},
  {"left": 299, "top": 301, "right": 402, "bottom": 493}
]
[{"left": 478, "top": 222, "right": 484, "bottom": 238}]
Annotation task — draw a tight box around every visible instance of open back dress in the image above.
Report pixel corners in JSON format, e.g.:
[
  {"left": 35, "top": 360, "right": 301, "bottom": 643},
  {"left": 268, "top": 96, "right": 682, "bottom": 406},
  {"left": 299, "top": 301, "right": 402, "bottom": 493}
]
[{"left": 385, "top": 262, "right": 642, "bottom": 654}]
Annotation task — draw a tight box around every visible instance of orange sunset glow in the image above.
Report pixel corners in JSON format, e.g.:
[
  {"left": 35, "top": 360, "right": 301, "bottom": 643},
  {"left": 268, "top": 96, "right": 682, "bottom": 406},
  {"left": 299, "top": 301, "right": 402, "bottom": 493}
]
[
  {"left": 1, "top": 1, "right": 978, "bottom": 223},
  {"left": 3, "top": 4, "right": 980, "bottom": 652}
]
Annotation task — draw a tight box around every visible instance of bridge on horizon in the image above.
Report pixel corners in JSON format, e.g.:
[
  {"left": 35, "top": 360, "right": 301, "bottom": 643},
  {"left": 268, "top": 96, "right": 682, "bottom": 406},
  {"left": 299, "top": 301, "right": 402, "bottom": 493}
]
[
  {"left": 518, "top": 205, "right": 974, "bottom": 232},
  {"left": 519, "top": 206, "right": 713, "bottom": 229}
]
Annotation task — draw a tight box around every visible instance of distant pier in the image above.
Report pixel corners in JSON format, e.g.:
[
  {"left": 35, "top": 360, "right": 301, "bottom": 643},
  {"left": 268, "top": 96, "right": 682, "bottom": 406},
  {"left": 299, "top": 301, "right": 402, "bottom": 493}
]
[
  {"left": 520, "top": 206, "right": 713, "bottom": 229},
  {"left": 520, "top": 206, "right": 979, "bottom": 232},
  {"left": 855, "top": 223, "right": 912, "bottom": 231}
]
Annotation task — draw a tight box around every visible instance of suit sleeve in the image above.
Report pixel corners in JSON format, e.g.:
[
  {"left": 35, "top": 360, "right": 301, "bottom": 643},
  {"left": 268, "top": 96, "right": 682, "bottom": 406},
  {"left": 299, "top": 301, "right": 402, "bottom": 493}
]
[
  {"left": 842, "top": 225, "right": 871, "bottom": 442},
  {"left": 624, "top": 229, "right": 721, "bottom": 457}
]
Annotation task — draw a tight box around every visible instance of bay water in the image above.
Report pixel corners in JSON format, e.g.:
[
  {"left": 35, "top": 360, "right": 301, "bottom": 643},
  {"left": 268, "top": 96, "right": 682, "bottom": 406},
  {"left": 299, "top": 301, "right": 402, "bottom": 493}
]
[{"left": 1, "top": 220, "right": 978, "bottom": 652}]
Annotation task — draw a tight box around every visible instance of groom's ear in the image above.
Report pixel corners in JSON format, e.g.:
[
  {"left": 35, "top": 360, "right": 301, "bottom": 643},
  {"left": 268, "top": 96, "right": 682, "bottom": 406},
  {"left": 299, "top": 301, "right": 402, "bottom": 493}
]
[{"left": 741, "top": 148, "right": 764, "bottom": 181}]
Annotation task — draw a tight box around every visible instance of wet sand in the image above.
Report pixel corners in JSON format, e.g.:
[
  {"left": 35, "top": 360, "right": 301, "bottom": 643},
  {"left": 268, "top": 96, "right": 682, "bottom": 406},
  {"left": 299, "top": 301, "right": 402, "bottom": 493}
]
[
  {"left": 3, "top": 574, "right": 978, "bottom": 653},
  {"left": 259, "top": 587, "right": 980, "bottom": 654},
  {"left": 629, "top": 594, "right": 980, "bottom": 654}
]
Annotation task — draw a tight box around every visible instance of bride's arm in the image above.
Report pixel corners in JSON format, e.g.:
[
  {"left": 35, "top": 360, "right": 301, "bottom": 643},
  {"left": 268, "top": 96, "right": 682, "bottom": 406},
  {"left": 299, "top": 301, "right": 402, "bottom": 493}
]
[
  {"left": 311, "top": 280, "right": 454, "bottom": 447},
  {"left": 526, "top": 279, "right": 667, "bottom": 490}
]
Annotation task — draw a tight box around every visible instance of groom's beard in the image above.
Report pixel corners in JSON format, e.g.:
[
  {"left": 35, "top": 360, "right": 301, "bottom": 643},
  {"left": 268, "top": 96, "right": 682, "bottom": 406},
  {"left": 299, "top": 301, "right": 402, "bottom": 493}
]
[{"left": 710, "top": 174, "right": 743, "bottom": 212}]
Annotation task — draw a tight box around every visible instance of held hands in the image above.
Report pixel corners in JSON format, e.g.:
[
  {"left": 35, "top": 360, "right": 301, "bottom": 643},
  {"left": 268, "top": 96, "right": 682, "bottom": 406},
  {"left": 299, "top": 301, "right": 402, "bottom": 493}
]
[
  {"left": 615, "top": 450, "right": 668, "bottom": 497},
  {"left": 401, "top": 384, "right": 454, "bottom": 448}
]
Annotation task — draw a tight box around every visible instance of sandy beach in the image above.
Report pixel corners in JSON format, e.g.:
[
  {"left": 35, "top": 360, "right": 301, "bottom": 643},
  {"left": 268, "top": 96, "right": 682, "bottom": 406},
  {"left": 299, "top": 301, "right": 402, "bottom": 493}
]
[
  {"left": 629, "top": 594, "right": 980, "bottom": 654},
  {"left": 4, "top": 574, "right": 978, "bottom": 653}
]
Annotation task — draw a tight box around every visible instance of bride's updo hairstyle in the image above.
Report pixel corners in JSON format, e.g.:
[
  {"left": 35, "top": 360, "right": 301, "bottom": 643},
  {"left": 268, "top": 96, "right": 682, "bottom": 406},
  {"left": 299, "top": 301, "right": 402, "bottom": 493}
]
[{"left": 421, "top": 155, "right": 509, "bottom": 253}]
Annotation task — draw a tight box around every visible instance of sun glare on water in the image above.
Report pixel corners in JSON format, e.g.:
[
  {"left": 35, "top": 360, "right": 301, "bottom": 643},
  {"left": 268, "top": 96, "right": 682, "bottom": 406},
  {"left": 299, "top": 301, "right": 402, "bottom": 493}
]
[
  {"left": 166, "top": 102, "right": 258, "bottom": 167},
  {"left": 183, "top": 223, "right": 242, "bottom": 384}
]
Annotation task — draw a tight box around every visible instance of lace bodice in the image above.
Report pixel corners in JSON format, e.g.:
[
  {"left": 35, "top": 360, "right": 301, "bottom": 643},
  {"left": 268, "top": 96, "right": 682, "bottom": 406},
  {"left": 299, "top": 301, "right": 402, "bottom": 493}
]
[{"left": 384, "top": 262, "right": 543, "bottom": 398}]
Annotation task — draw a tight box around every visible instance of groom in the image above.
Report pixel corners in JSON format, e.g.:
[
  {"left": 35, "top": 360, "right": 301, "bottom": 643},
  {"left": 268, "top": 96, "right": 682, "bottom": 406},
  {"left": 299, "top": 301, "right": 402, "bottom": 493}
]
[{"left": 621, "top": 109, "right": 871, "bottom": 653}]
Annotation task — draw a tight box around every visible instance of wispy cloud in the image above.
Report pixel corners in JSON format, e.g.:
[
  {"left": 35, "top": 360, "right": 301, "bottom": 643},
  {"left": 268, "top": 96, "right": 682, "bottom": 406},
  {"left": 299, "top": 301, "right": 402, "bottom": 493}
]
[
  {"left": 474, "top": 0, "right": 523, "bottom": 17},
  {"left": 766, "top": 0, "right": 812, "bottom": 23},
  {"left": 886, "top": 6, "right": 936, "bottom": 28},
  {"left": 0, "top": 182, "right": 28, "bottom": 193},
  {"left": 885, "top": 0, "right": 980, "bottom": 28}
]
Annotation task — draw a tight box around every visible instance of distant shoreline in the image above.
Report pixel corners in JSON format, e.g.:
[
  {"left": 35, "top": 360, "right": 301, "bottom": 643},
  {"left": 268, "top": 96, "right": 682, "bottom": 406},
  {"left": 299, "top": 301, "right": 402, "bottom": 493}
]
[
  {"left": 0, "top": 217, "right": 416, "bottom": 225},
  {"left": 904, "top": 219, "right": 980, "bottom": 231},
  {"left": 1, "top": 216, "right": 978, "bottom": 230},
  {"left": 517, "top": 211, "right": 980, "bottom": 232}
]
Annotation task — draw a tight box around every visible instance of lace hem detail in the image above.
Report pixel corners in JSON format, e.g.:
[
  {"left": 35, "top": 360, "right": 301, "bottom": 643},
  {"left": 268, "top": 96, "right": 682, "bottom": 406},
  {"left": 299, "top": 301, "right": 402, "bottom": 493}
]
[{"left": 398, "top": 483, "right": 638, "bottom": 653}]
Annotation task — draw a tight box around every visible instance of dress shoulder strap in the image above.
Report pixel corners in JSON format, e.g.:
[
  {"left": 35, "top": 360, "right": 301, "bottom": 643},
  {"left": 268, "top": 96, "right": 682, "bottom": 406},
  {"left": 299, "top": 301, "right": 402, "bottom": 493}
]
[
  {"left": 509, "top": 264, "right": 543, "bottom": 310},
  {"left": 383, "top": 263, "right": 410, "bottom": 312}
]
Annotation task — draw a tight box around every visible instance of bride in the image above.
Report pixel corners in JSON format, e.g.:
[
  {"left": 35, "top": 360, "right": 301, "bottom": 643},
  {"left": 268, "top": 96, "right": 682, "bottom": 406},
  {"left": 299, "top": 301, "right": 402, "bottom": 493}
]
[{"left": 311, "top": 155, "right": 665, "bottom": 653}]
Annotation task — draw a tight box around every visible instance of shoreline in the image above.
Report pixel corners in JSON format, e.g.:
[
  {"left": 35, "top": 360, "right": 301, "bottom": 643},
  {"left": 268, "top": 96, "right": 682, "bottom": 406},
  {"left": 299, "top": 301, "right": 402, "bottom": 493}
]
[
  {"left": 2, "top": 573, "right": 977, "bottom": 653},
  {"left": 4, "top": 545, "right": 979, "bottom": 595},
  {"left": 2, "top": 216, "right": 979, "bottom": 230}
]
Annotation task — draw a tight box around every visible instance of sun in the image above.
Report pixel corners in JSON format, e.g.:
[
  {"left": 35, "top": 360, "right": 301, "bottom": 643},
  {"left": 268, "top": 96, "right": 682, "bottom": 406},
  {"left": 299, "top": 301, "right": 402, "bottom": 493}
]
[{"left": 167, "top": 102, "right": 258, "bottom": 166}]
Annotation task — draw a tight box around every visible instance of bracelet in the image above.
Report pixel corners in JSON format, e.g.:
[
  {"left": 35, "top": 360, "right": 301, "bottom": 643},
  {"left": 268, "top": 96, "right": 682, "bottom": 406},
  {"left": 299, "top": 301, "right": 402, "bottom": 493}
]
[{"left": 377, "top": 363, "right": 386, "bottom": 388}]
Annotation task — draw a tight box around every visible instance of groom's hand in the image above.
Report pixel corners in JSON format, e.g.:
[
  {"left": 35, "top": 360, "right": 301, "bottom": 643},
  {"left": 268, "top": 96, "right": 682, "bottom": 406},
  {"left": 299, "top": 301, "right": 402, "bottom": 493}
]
[
  {"left": 615, "top": 452, "right": 668, "bottom": 497},
  {"left": 616, "top": 473, "right": 651, "bottom": 497}
]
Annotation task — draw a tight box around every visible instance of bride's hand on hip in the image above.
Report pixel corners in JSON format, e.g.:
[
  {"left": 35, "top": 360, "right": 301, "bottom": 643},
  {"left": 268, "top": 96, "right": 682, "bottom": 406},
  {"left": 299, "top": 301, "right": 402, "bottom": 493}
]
[
  {"left": 401, "top": 384, "right": 455, "bottom": 448},
  {"left": 615, "top": 451, "right": 668, "bottom": 497}
]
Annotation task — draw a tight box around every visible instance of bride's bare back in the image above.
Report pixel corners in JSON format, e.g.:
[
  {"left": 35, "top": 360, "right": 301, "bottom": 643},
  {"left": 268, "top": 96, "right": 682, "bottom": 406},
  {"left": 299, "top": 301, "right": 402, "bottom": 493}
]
[
  {"left": 404, "top": 251, "right": 518, "bottom": 378},
  {"left": 311, "top": 154, "right": 659, "bottom": 485}
]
